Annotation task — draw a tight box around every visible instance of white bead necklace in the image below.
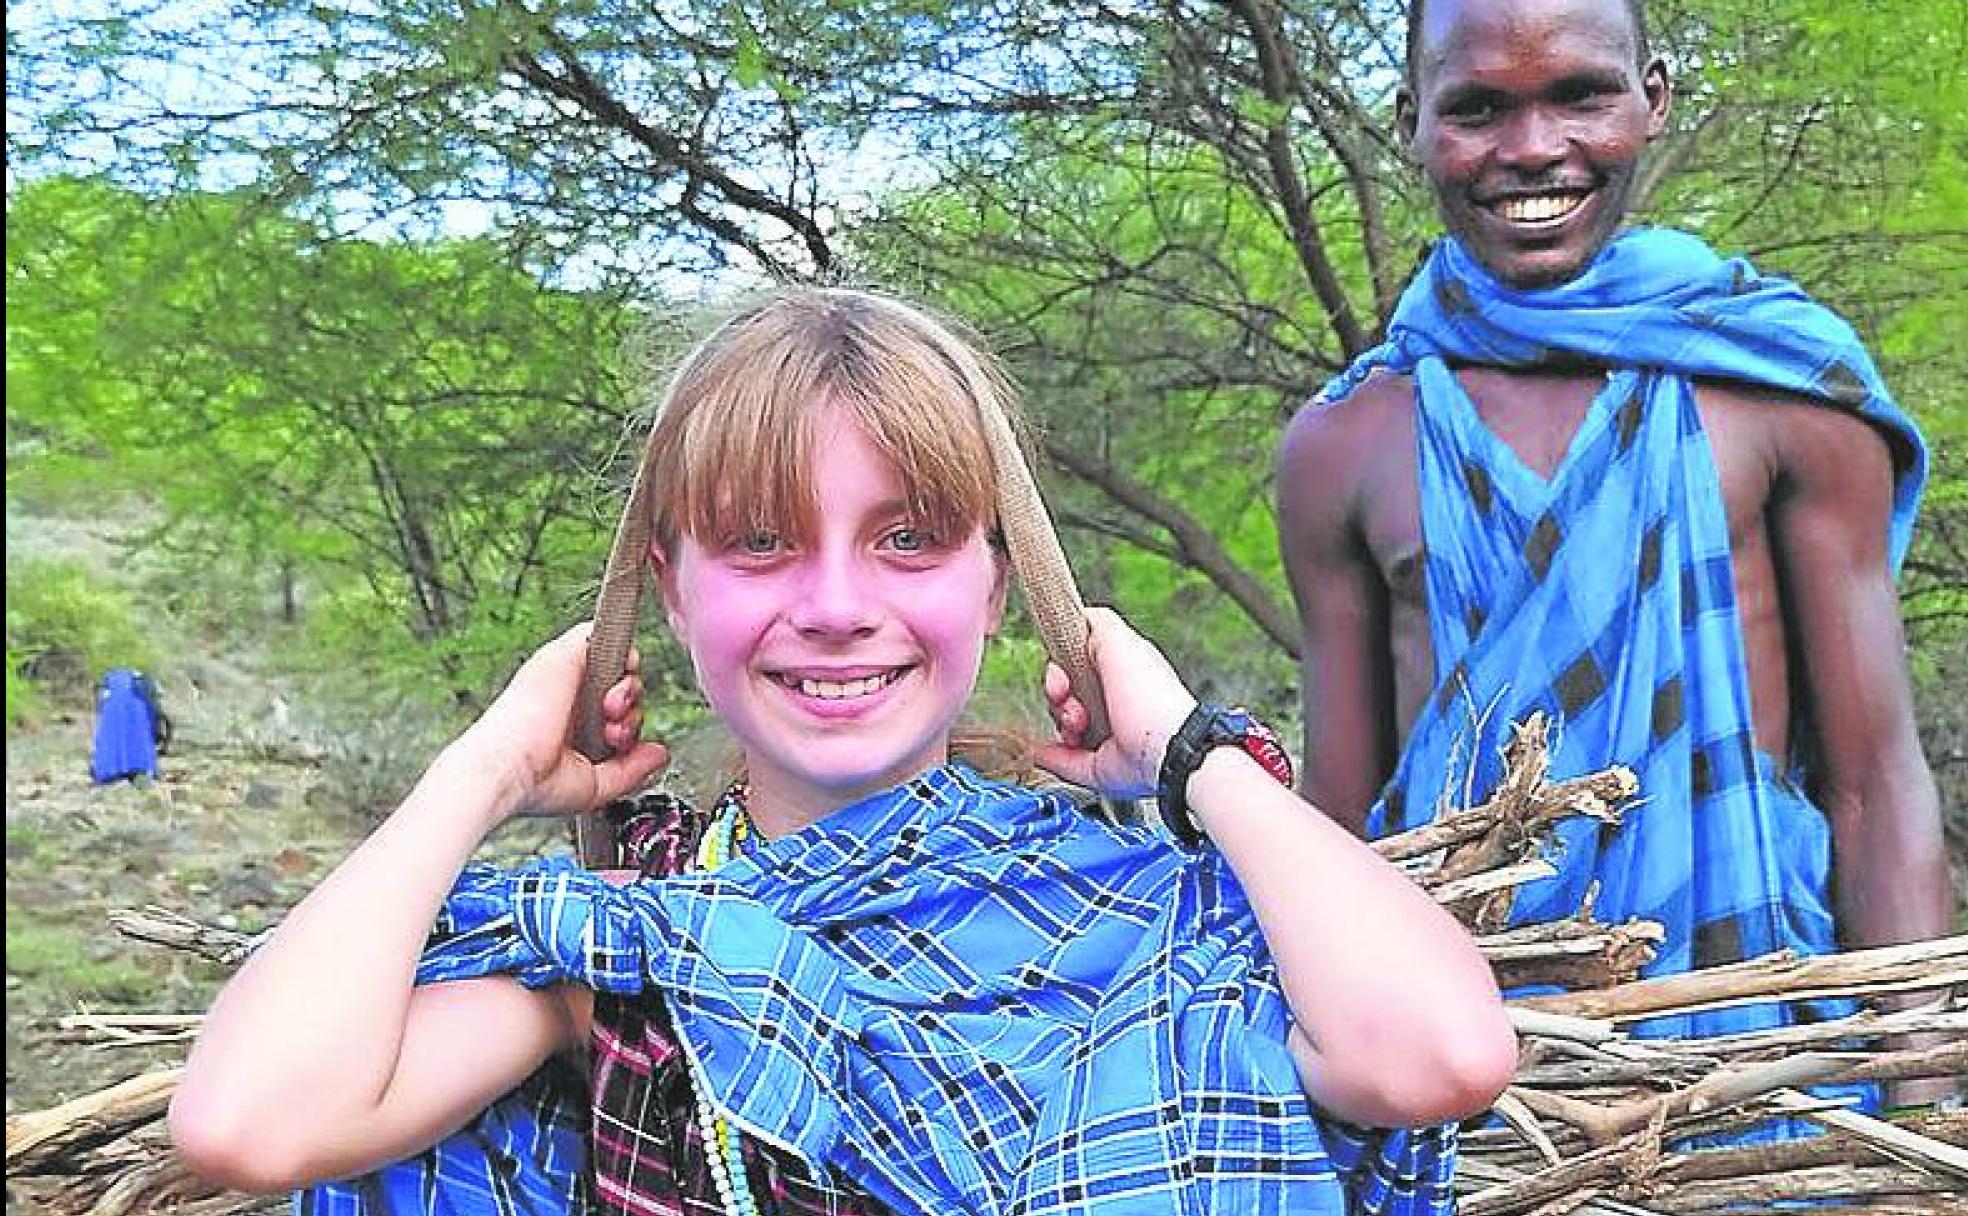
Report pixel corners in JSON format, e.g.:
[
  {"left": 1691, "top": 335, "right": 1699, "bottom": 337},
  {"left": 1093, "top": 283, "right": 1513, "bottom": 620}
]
[{"left": 690, "top": 794, "right": 762, "bottom": 1216}]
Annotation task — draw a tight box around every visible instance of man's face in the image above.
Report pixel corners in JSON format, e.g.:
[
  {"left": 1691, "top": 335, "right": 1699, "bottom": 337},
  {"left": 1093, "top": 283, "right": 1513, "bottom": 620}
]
[{"left": 1400, "top": 0, "right": 1670, "bottom": 289}]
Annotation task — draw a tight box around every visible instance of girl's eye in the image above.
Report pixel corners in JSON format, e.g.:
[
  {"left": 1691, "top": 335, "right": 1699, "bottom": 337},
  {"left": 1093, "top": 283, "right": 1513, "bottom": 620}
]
[
  {"left": 885, "top": 525, "right": 932, "bottom": 553},
  {"left": 737, "top": 529, "right": 782, "bottom": 556}
]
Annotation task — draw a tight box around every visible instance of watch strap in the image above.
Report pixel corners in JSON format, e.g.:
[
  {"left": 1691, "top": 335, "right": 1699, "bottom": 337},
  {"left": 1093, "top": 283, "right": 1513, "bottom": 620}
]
[{"left": 1155, "top": 703, "right": 1294, "bottom": 847}]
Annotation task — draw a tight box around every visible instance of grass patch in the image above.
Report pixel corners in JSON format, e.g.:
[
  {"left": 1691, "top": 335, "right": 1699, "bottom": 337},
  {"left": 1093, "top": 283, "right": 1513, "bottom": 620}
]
[
  {"left": 5, "top": 917, "right": 155, "bottom": 1003},
  {"left": 6, "top": 820, "right": 50, "bottom": 863},
  {"left": 6, "top": 554, "right": 163, "bottom": 727},
  {"left": 6, "top": 650, "right": 46, "bottom": 730}
]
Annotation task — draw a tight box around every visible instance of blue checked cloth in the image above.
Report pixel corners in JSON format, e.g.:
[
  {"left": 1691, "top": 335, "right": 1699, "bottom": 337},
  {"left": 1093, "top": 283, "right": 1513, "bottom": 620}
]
[
  {"left": 1318, "top": 229, "right": 1925, "bottom": 1050},
  {"left": 302, "top": 764, "right": 1457, "bottom": 1215},
  {"left": 293, "top": 1053, "right": 588, "bottom": 1215}
]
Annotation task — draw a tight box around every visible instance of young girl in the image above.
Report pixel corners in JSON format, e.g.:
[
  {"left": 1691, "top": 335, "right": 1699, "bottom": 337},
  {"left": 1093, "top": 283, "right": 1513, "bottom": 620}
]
[{"left": 171, "top": 289, "right": 1515, "bottom": 1215}]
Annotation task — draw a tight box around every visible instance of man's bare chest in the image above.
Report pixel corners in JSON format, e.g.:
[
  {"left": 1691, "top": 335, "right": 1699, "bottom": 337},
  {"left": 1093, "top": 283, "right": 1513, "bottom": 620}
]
[{"left": 1358, "top": 371, "right": 1775, "bottom": 612}]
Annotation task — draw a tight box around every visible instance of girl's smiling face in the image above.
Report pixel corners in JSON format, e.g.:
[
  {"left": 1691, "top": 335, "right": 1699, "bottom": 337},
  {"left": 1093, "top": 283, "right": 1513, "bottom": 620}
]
[{"left": 659, "top": 404, "right": 1006, "bottom": 828}]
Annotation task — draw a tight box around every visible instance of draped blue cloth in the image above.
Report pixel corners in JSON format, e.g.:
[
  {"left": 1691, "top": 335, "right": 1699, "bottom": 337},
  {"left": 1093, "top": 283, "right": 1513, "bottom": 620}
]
[
  {"left": 1317, "top": 231, "right": 1925, "bottom": 1052},
  {"left": 303, "top": 765, "right": 1456, "bottom": 1216},
  {"left": 294, "top": 1058, "right": 588, "bottom": 1216},
  {"left": 91, "top": 667, "right": 161, "bottom": 784}
]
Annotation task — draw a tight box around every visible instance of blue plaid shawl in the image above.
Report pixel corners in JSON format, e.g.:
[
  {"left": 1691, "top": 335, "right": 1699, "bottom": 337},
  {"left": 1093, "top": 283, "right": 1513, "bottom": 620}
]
[
  {"left": 303, "top": 764, "right": 1456, "bottom": 1215},
  {"left": 1319, "top": 229, "right": 1925, "bottom": 1041},
  {"left": 294, "top": 1058, "right": 587, "bottom": 1216}
]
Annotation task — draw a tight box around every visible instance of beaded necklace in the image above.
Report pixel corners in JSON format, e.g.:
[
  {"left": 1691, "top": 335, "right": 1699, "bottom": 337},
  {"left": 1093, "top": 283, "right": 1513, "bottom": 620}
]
[{"left": 688, "top": 785, "right": 761, "bottom": 1216}]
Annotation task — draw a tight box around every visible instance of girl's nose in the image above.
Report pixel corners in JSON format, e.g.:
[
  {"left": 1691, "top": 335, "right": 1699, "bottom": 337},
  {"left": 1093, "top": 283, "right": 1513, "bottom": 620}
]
[{"left": 786, "top": 549, "right": 881, "bottom": 637}]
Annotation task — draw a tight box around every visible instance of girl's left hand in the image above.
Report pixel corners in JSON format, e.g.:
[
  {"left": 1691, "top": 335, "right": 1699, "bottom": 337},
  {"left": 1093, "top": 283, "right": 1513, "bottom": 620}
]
[{"left": 1033, "top": 607, "right": 1197, "bottom": 798}]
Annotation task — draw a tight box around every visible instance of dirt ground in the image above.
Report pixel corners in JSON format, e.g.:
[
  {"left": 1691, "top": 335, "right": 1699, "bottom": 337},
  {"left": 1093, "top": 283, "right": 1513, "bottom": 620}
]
[
  {"left": 2, "top": 505, "right": 595, "bottom": 1216},
  {"left": 4, "top": 680, "right": 349, "bottom": 1114}
]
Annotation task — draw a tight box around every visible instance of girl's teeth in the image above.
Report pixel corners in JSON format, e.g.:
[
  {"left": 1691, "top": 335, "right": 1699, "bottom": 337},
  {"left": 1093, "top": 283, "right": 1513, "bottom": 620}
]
[{"left": 797, "top": 672, "right": 895, "bottom": 699}]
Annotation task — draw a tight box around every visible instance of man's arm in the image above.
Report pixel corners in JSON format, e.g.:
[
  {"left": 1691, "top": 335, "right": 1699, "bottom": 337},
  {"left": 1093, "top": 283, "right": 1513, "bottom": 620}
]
[
  {"left": 1765, "top": 399, "right": 1950, "bottom": 951},
  {"left": 1276, "top": 380, "right": 1405, "bottom": 836}
]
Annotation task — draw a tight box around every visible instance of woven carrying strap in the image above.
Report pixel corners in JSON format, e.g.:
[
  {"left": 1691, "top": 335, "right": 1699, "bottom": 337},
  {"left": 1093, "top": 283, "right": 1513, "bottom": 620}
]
[{"left": 572, "top": 393, "right": 1111, "bottom": 867}]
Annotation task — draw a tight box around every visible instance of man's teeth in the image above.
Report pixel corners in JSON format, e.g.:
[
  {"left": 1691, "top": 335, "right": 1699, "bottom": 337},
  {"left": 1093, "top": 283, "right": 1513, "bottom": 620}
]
[
  {"left": 1496, "top": 193, "right": 1586, "bottom": 223},
  {"left": 795, "top": 671, "right": 901, "bottom": 699}
]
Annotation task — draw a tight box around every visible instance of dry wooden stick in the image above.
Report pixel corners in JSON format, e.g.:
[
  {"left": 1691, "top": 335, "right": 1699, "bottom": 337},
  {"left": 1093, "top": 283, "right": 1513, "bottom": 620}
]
[
  {"left": 4, "top": 1067, "right": 181, "bottom": 1172},
  {"left": 1706, "top": 1206, "right": 1962, "bottom": 1216},
  {"left": 1663, "top": 1109, "right": 1966, "bottom": 1180},
  {"left": 55, "top": 1013, "right": 204, "bottom": 1047},
  {"left": 1463, "top": 1129, "right": 1668, "bottom": 1216},
  {"left": 1371, "top": 716, "right": 1637, "bottom": 866},
  {"left": 1507, "top": 1007, "right": 1627, "bottom": 1045},
  {"left": 1433, "top": 716, "right": 1635, "bottom": 880},
  {"left": 1491, "top": 1090, "right": 1566, "bottom": 1166},
  {"left": 1484, "top": 917, "right": 1666, "bottom": 990},
  {"left": 1465, "top": 1110, "right": 1968, "bottom": 1216},
  {"left": 1647, "top": 1163, "right": 1949, "bottom": 1212},
  {"left": 107, "top": 908, "right": 257, "bottom": 966},
  {"left": 1480, "top": 915, "right": 1665, "bottom": 953},
  {"left": 1432, "top": 859, "right": 1559, "bottom": 905},
  {"left": 1772, "top": 1098, "right": 1968, "bottom": 1180},
  {"left": 1835, "top": 1039, "right": 1968, "bottom": 1085},
  {"left": 1662, "top": 1006, "right": 1968, "bottom": 1059},
  {"left": 1514, "top": 936, "right": 1968, "bottom": 1020},
  {"left": 1508, "top": 1054, "right": 1857, "bottom": 1146}
]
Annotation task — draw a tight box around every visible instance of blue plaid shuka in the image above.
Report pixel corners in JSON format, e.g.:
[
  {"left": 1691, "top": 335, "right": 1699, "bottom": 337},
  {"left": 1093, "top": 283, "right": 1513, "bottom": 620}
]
[
  {"left": 303, "top": 764, "right": 1458, "bottom": 1216},
  {"left": 1318, "top": 229, "right": 1926, "bottom": 1051},
  {"left": 293, "top": 1053, "right": 588, "bottom": 1215}
]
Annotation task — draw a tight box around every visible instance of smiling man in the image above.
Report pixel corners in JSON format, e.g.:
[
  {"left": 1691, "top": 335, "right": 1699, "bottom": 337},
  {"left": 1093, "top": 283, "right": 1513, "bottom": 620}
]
[{"left": 1277, "top": 0, "right": 1950, "bottom": 1113}]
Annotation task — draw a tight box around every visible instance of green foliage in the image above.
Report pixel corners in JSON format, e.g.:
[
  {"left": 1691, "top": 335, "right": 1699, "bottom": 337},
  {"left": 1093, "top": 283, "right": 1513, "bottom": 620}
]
[
  {"left": 6, "top": 651, "right": 47, "bottom": 727},
  {"left": 969, "top": 628, "right": 1050, "bottom": 735},
  {"left": 5, "top": 556, "right": 162, "bottom": 718},
  {"left": 8, "top": 176, "right": 649, "bottom": 703}
]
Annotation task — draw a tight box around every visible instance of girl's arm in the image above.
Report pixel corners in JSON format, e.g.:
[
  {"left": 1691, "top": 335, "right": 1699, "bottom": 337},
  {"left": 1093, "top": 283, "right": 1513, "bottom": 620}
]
[
  {"left": 1036, "top": 608, "right": 1516, "bottom": 1129},
  {"left": 170, "top": 625, "right": 669, "bottom": 1190}
]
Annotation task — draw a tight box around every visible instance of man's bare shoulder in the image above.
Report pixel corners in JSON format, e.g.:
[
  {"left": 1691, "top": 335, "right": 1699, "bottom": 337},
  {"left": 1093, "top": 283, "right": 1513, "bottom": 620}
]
[
  {"left": 1693, "top": 378, "right": 1896, "bottom": 470},
  {"left": 1693, "top": 377, "right": 1827, "bottom": 416},
  {"left": 1278, "top": 369, "right": 1418, "bottom": 563},
  {"left": 1280, "top": 369, "right": 1415, "bottom": 474}
]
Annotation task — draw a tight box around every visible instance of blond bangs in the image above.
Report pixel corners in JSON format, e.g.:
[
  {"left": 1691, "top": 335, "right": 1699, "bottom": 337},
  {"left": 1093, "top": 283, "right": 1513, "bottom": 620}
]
[
  {"left": 839, "top": 334, "right": 1000, "bottom": 545},
  {"left": 645, "top": 289, "right": 1018, "bottom": 551},
  {"left": 662, "top": 334, "right": 829, "bottom": 548}
]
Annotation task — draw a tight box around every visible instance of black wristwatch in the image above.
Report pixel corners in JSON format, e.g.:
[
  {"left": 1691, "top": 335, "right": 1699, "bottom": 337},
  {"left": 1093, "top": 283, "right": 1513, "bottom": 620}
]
[{"left": 1155, "top": 703, "right": 1294, "bottom": 848}]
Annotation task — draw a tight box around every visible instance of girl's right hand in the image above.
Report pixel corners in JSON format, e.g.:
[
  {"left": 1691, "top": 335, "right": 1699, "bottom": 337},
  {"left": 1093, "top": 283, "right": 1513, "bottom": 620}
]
[
  {"left": 452, "top": 624, "right": 670, "bottom": 821},
  {"left": 1034, "top": 607, "right": 1198, "bottom": 799}
]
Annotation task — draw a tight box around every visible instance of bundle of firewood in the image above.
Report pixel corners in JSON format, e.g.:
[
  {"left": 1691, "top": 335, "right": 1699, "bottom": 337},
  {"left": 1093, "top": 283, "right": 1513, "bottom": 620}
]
[
  {"left": 1373, "top": 714, "right": 1967, "bottom": 1214},
  {"left": 8, "top": 714, "right": 1963, "bottom": 1213}
]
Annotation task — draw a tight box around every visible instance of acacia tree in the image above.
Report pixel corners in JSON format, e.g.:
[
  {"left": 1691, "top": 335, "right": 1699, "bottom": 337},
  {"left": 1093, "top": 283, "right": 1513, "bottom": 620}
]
[
  {"left": 11, "top": 0, "right": 1963, "bottom": 710},
  {"left": 6, "top": 177, "right": 664, "bottom": 700}
]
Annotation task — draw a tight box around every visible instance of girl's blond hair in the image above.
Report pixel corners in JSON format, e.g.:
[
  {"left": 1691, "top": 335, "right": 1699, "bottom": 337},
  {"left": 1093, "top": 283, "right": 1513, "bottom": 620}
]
[{"left": 643, "top": 287, "right": 1028, "bottom": 556}]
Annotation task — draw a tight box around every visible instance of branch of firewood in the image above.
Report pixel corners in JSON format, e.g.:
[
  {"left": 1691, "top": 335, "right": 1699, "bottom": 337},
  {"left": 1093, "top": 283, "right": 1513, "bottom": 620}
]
[{"left": 106, "top": 907, "right": 258, "bottom": 966}]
